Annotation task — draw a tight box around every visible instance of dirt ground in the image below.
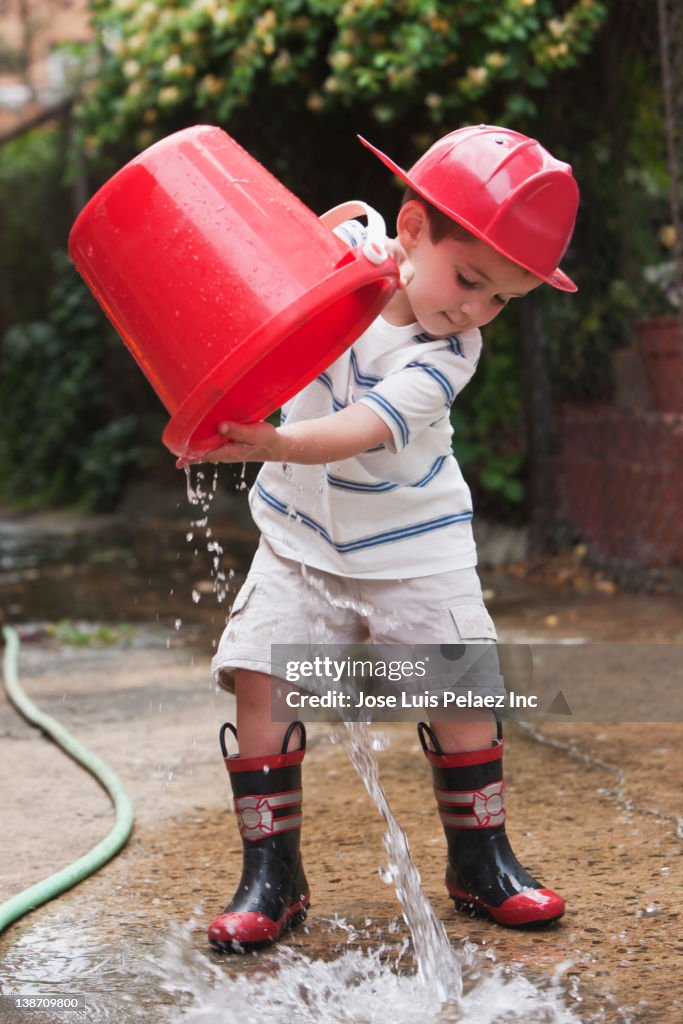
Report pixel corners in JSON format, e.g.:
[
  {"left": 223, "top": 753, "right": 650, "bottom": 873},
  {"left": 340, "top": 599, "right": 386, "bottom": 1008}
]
[
  {"left": 1, "top": 629, "right": 682, "bottom": 1023},
  {"left": 1, "top": 500, "right": 682, "bottom": 1022}
]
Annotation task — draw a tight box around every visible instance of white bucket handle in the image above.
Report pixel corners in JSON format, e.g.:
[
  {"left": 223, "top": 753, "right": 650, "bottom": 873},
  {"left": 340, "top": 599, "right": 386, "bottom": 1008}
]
[{"left": 320, "top": 201, "right": 388, "bottom": 265}]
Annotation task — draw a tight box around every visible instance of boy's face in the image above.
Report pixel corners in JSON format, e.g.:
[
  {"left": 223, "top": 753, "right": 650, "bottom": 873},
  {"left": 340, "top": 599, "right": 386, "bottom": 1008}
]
[{"left": 393, "top": 201, "right": 542, "bottom": 337}]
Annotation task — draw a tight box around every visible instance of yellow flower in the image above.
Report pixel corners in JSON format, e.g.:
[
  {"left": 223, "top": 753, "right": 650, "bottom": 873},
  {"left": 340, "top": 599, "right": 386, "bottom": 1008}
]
[
  {"left": 123, "top": 59, "right": 141, "bottom": 79},
  {"left": 158, "top": 86, "right": 180, "bottom": 106},
  {"left": 548, "top": 18, "right": 568, "bottom": 38},
  {"left": 291, "top": 15, "right": 312, "bottom": 32},
  {"left": 387, "top": 65, "right": 414, "bottom": 87},
  {"left": 428, "top": 14, "right": 449, "bottom": 34},
  {"left": 136, "top": 129, "right": 154, "bottom": 149},
  {"left": 659, "top": 225, "right": 677, "bottom": 250},
  {"left": 272, "top": 50, "right": 293, "bottom": 73},
  {"left": 255, "top": 9, "right": 277, "bottom": 36},
  {"left": 485, "top": 51, "right": 508, "bottom": 70},
  {"left": 330, "top": 50, "right": 353, "bottom": 71},
  {"left": 306, "top": 91, "right": 324, "bottom": 111},
  {"left": 546, "top": 42, "right": 569, "bottom": 59},
  {"left": 200, "top": 74, "right": 223, "bottom": 97},
  {"left": 127, "top": 33, "right": 146, "bottom": 53},
  {"left": 180, "top": 30, "right": 201, "bottom": 48},
  {"left": 136, "top": 1, "right": 158, "bottom": 29},
  {"left": 339, "top": 28, "right": 360, "bottom": 47},
  {"left": 214, "top": 7, "right": 235, "bottom": 27},
  {"left": 466, "top": 66, "right": 488, "bottom": 86},
  {"left": 163, "top": 54, "right": 182, "bottom": 75}
]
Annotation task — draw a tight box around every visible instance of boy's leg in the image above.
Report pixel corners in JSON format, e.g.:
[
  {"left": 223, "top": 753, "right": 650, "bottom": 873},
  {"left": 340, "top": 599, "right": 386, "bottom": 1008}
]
[
  {"left": 428, "top": 711, "right": 492, "bottom": 754},
  {"left": 208, "top": 542, "right": 365, "bottom": 950},
  {"left": 362, "top": 566, "right": 564, "bottom": 927},
  {"left": 207, "top": 694, "right": 308, "bottom": 952},
  {"left": 419, "top": 718, "right": 564, "bottom": 927},
  {"left": 235, "top": 668, "right": 295, "bottom": 755}
]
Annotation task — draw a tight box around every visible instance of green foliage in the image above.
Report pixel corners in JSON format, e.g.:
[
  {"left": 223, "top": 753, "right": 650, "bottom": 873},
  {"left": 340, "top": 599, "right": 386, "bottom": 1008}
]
[
  {"left": 0, "top": 126, "right": 74, "bottom": 328},
  {"left": 0, "top": 253, "right": 158, "bottom": 511},
  {"left": 453, "top": 316, "right": 526, "bottom": 512},
  {"left": 533, "top": 25, "right": 672, "bottom": 403},
  {"left": 61, "top": 0, "right": 608, "bottom": 515},
  {"left": 73, "top": 0, "right": 607, "bottom": 159}
]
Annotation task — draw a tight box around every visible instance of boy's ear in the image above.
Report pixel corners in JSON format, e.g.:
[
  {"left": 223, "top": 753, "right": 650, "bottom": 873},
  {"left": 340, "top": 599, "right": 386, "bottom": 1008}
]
[{"left": 396, "top": 200, "right": 429, "bottom": 251}]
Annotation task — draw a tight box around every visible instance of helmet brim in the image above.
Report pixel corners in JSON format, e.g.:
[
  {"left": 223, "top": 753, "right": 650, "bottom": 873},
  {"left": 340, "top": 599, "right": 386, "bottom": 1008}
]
[{"left": 358, "top": 135, "right": 578, "bottom": 294}]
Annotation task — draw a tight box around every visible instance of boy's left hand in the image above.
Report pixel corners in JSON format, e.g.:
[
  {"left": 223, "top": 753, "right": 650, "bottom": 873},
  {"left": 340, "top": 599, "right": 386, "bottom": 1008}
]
[{"left": 178, "top": 421, "right": 284, "bottom": 467}]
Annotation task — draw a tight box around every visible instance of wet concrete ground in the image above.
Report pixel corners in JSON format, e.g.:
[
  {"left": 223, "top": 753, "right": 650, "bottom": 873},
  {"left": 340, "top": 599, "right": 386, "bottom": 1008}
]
[{"left": 1, "top": 493, "right": 682, "bottom": 1022}]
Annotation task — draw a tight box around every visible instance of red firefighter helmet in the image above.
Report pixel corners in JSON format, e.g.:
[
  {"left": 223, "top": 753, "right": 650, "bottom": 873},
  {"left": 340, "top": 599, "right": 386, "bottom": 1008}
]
[{"left": 359, "top": 125, "right": 579, "bottom": 292}]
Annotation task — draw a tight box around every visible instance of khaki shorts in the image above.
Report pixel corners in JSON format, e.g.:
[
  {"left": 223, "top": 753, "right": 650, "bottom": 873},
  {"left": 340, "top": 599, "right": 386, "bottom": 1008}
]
[{"left": 211, "top": 538, "right": 497, "bottom": 693}]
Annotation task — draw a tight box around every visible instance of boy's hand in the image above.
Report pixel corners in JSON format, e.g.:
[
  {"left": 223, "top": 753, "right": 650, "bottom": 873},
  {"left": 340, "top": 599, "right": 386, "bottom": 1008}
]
[
  {"left": 179, "top": 421, "right": 285, "bottom": 467},
  {"left": 386, "top": 237, "right": 414, "bottom": 289},
  {"left": 177, "top": 402, "right": 392, "bottom": 468}
]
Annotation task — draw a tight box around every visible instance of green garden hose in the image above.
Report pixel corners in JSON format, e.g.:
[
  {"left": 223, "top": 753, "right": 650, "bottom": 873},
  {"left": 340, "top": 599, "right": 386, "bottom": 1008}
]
[{"left": 0, "top": 625, "right": 135, "bottom": 932}]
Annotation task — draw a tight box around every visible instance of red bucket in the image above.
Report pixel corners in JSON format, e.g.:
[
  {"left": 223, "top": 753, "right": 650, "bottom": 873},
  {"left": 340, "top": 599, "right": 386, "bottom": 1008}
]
[{"left": 68, "top": 125, "right": 399, "bottom": 460}]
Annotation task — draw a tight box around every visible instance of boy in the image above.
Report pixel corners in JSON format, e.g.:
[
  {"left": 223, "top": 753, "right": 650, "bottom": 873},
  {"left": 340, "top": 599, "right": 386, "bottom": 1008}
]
[{"left": 199, "top": 125, "right": 579, "bottom": 951}]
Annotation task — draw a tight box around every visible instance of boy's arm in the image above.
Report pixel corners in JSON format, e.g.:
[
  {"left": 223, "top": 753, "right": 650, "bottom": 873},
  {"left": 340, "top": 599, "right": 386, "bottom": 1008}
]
[{"left": 182, "top": 403, "right": 393, "bottom": 466}]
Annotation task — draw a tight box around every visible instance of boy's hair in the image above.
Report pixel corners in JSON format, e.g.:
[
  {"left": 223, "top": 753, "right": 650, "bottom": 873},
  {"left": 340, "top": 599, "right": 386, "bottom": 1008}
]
[{"left": 401, "top": 187, "right": 474, "bottom": 244}]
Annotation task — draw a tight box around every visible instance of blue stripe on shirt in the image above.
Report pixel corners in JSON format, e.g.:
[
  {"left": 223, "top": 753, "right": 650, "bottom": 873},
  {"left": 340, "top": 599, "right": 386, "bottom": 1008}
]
[
  {"left": 361, "top": 392, "right": 409, "bottom": 448},
  {"left": 255, "top": 481, "right": 471, "bottom": 553},
  {"left": 316, "top": 371, "right": 346, "bottom": 411},
  {"left": 405, "top": 362, "right": 455, "bottom": 405},
  {"left": 415, "top": 331, "right": 465, "bottom": 357},
  {"left": 350, "top": 349, "right": 381, "bottom": 387},
  {"left": 326, "top": 455, "right": 448, "bottom": 494}
]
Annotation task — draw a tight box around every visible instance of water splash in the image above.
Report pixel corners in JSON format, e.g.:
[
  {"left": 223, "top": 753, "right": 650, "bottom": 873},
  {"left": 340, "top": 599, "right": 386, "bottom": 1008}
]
[
  {"left": 339, "top": 721, "right": 469, "bottom": 1003},
  {"left": 184, "top": 466, "right": 228, "bottom": 605},
  {"left": 153, "top": 917, "right": 585, "bottom": 1024}
]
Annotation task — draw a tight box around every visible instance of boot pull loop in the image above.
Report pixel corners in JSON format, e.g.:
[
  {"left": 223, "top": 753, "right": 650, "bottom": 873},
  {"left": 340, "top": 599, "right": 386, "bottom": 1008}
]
[
  {"left": 417, "top": 721, "right": 444, "bottom": 756},
  {"left": 281, "top": 720, "right": 307, "bottom": 755},
  {"left": 219, "top": 722, "right": 239, "bottom": 759}
]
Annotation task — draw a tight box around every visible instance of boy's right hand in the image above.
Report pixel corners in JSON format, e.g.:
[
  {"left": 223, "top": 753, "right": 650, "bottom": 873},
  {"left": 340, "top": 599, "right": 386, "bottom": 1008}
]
[{"left": 177, "top": 420, "right": 286, "bottom": 468}]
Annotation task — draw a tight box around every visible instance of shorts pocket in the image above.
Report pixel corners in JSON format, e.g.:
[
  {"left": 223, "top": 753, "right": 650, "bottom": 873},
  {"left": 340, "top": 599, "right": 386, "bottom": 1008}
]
[
  {"left": 228, "top": 577, "right": 258, "bottom": 622},
  {"left": 448, "top": 603, "right": 498, "bottom": 642}
]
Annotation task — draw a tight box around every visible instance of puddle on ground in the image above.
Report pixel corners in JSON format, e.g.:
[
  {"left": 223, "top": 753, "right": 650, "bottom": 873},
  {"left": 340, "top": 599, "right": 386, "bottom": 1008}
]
[
  {"left": 0, "top": 723, "right": 612, "bottom": 1024},
  {"left": 0, "top": 515, "right": 249, "bottom": 646},
  {"left": 1, "top": 912, "right": 595, "bottom": 1024}
]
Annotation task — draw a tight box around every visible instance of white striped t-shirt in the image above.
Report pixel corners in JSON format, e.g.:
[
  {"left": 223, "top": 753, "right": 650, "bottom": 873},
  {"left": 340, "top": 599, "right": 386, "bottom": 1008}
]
[{"left": 248, "top": 223, "right": 483, "bottom": 578}]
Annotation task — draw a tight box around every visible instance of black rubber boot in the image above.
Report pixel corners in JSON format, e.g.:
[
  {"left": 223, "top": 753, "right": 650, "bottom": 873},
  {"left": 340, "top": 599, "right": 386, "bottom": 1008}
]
[
  {"left": 208, "top": 721, "right": 310, "bottom": 951},
  {"left": 418, "top": 720, "right": 564, "bottom": 927}
]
